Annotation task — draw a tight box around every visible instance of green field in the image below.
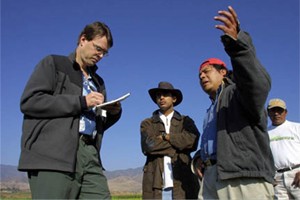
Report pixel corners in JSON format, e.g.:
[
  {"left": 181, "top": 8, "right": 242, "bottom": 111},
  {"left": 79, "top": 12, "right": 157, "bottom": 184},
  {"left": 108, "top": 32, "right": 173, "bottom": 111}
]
[
  {"left": 112, "top": 194, "right": 142, "bottom": 199},
  {"left": 0, "top": 191, "right": 31, "bottom": 200},
  {"left": 1, "top": 192, "right": 142, "bottom": 200}
]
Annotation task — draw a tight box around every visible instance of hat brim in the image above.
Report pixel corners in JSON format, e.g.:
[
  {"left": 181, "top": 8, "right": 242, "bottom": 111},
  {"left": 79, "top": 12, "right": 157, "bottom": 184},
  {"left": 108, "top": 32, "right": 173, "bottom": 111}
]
[
  {"left": 148, "top": 88, "right": 183, "bottom": 106},
  {"left": 267, "top": 105, "right": 286, "bottom": 110}
]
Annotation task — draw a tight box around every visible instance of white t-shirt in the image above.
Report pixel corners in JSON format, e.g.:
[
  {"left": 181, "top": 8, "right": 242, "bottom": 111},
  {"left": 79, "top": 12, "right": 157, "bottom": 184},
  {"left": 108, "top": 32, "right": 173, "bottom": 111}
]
[
  {"left": 159, "top": 111, "right": 174, "bottom": 189},
  {"left": 268, "top": 120, "right": 300, "bottom": 170}
]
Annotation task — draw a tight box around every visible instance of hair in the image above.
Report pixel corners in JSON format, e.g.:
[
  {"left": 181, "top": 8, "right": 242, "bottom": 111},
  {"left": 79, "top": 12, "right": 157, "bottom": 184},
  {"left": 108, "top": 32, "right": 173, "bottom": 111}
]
[
  {"left": 77, "top": 21, "right": 113, "bottom": 48},
  {"left": 212, "top": 64, "right": 227, "bottom": 73},
  {"left": 212, "top": 64, "right": 236, "bottom": 82}
]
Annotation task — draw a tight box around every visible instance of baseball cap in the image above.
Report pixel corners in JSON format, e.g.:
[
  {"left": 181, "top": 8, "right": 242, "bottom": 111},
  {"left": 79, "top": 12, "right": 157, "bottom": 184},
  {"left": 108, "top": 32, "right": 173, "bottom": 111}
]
[
  {"left": 199, "top": 58, "right": 227, "bottom": 71},
  {"left": 267, "top": 98, "right": 287, "bottom": 110}
]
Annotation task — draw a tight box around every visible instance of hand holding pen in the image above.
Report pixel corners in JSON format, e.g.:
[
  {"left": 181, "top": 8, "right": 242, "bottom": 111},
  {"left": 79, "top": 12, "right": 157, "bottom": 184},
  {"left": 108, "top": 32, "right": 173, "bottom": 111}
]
[
  {"left": 86, "top": 91, "right": 105, "bottom": 108},
  {"left": 85, "top": 84, "right": 121, "bottom": 114}
]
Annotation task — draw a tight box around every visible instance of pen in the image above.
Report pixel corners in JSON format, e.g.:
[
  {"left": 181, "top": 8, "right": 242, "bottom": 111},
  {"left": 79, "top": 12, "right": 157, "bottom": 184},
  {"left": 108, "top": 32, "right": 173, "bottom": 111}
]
[{"left": 88, "top": 83, "right": 98, "bottom": 92}]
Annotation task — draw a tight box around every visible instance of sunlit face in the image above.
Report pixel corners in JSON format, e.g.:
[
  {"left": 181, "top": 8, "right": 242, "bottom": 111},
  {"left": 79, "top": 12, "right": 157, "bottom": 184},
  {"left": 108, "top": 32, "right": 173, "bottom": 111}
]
[
  {"left": 76, "top": 35, "right": 109, "bottom": 67},
  {"left": 268, "top": 107, "right": 287, "bottom": 126},
  {"left": 198, "top": 65, "right": 226, "bottom": 98},
  {"left": 155, "top": 91, "right": 176, "bottom": 115}
]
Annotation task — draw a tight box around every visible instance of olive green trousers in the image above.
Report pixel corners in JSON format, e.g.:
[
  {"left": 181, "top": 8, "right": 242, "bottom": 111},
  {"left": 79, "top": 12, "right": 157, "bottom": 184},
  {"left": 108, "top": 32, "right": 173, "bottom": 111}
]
[{"left": 28, "top": 138, "right": 111, "bottom": 199}]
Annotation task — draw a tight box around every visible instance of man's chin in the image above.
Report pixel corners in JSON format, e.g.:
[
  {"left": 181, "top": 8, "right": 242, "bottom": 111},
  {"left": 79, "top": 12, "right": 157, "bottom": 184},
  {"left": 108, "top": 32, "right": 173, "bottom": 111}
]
[
  {"left": 87, "top": 61, "right": 97, "bottom": 66},
  {"left": 202, "top": 87, "right": 212, "bottom": 94}
]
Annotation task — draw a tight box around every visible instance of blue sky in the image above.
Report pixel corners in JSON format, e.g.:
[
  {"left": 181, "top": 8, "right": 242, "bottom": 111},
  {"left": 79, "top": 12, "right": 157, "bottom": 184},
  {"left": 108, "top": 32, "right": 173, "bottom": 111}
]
[{"left": 1, "top": 0, "right": 299, "bottom": 171}]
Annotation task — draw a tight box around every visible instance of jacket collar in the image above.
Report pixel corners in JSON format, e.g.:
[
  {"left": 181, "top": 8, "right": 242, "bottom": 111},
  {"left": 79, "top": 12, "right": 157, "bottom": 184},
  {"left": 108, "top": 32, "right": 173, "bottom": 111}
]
[
  {"left": 223, "top": 77, "right": 234, "bottom": 85},
  {"left": 152, "top": 110, "right": 183, "bottom": 123},
  {"left": 68, "top": 51, "right": 98, "bottom": 73},
  {"left": 209, "top": 77, "right": 234, "bottom": 102}
]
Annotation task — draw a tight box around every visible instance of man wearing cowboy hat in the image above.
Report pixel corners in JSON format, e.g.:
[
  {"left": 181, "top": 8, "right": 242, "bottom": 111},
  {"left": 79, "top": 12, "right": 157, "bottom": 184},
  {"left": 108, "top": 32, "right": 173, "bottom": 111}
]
[{"left": 140, "top": 81, "right": 200, "bottom": 199}]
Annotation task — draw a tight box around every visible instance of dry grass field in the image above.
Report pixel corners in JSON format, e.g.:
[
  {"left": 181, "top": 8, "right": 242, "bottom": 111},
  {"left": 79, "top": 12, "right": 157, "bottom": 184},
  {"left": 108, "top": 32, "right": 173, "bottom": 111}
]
[
  {"left": 1, "top": 191, "right": 142, "bottom": 200},
  {"left": 1, "top": 191, "right": 31, "bottom": 199}
]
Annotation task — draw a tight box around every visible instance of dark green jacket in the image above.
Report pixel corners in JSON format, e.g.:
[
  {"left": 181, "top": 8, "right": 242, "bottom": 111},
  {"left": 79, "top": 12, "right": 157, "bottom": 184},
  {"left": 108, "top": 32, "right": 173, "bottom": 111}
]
[
  {"left": 19, "top": 52, "right": 121, "bottom": 172},
  {"left": 195, "top": 31, "right": 275, "bottom": 184}
]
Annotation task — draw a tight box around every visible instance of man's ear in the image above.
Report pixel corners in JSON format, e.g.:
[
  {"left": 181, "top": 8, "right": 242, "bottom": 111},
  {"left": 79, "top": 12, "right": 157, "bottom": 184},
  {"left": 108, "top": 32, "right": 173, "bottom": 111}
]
[
  {"left": 79, "top": 34, "right": 87, "bottom": 45},
  {"left": 220, "top": 69, "right": 227, "bottom": 77},
  {"left": 172, "top": 96, "right": 177, "bottom": 104}
]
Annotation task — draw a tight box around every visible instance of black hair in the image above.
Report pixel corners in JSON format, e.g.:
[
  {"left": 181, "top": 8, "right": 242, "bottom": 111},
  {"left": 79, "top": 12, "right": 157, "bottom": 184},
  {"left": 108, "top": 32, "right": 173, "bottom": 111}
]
[{"left": 212, "top": 64, "right": 235, "bottom": 82}]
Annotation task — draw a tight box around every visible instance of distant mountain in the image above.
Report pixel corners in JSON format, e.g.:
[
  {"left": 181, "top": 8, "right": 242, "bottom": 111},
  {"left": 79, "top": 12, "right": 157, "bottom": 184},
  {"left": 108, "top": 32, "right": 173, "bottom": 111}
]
[
  {"left": 0, "top": 165, "right": 29, "bottom": 192},
  {"left": 105, "top": 167, "right": 143, "bottom": 179},
  {"left": 1, "top": 165, "right": 27, "bottom": 182},
  {"left": 0, "top": 164, "right": 143, "bottom": 194},
  {"left": 105, "top": 167, "right": 143, "bottom": 194}
]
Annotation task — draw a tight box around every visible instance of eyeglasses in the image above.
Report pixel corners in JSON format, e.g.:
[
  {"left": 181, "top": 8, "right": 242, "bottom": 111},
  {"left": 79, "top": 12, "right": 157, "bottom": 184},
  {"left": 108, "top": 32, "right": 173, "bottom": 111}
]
[{"left": 92, "top": 42, "right": 109, "bottom": 57}]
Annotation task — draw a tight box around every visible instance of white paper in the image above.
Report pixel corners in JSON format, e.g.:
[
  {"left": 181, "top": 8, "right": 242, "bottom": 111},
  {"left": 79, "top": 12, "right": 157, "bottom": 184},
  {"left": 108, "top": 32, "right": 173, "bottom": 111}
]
[{"left": 96, "top": 92, "right": 130, "bottom": 108}]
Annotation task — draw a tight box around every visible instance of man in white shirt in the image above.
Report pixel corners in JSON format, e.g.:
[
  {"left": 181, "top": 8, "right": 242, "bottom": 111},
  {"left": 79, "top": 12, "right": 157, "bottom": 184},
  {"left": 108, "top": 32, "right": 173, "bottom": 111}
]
[
  {"left": 267, "top": 98, "right": 300, "bottom": 199},
  {"left": 140, "top": 81, "right": 200, "bottom": 199}
]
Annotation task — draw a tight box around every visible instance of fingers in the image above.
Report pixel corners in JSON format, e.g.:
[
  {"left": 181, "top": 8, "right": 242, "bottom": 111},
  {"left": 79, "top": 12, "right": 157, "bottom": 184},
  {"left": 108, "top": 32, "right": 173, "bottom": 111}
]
[
  {"left": 291, "top": 179, "right": 299, "bottom": 188},
  {"left": 214, "top": 6, "right": 239, "bottom": 39},
  {"left": 195, "top": 168, "right": 203, "bottom": 179},
  {"left": 102, "top": 102, "right": 121, "bottom": 109},
  {"left": 228, "top": 6, "right": 239, "bottom": 25},
  {"left": 215, "top": 8, "right": 236, "bottom": 26},
  {"left": 101, "top": 102, "right": 122, "bottom": 114},
  {"left": 195, "top": 158, "right": 204, "bottom": 179},
  {"left": 292, "top": 172, "right": 300, "bottom": 188},
  {"left": 86, "top": 92, "right": 104, "bottom": 108}
]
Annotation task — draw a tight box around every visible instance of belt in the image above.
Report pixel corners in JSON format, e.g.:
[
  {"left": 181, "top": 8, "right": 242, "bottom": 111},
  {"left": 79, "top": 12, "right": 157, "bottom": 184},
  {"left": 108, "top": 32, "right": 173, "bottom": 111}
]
[
  {"left": 79, "top": 134, "right": 95, "bottom": 145},
  {"left": 277, "top": 164, "right": 300, "bottom": 173},
  {"left": 204, "top": 159, "right": 217, "bottom": 167}
]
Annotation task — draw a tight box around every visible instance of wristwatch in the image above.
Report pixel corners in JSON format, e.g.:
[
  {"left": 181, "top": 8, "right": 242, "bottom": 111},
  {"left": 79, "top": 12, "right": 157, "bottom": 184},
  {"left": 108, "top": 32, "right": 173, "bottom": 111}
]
[{"left": 161, "top": 132, "right": 167, "bottom": 141}]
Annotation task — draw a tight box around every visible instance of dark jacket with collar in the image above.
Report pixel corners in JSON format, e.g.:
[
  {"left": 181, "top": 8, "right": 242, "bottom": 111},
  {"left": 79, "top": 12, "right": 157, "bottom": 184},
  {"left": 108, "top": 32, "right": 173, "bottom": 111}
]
[
  {"left": 141, "top": 110, "right": 200, "bottom": 199},
  {"left": 194, "top": 31, "right": 275, "bottom": 184},
  {"left": 18, "top": 52, "right": 121, "bottom": 172}
]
